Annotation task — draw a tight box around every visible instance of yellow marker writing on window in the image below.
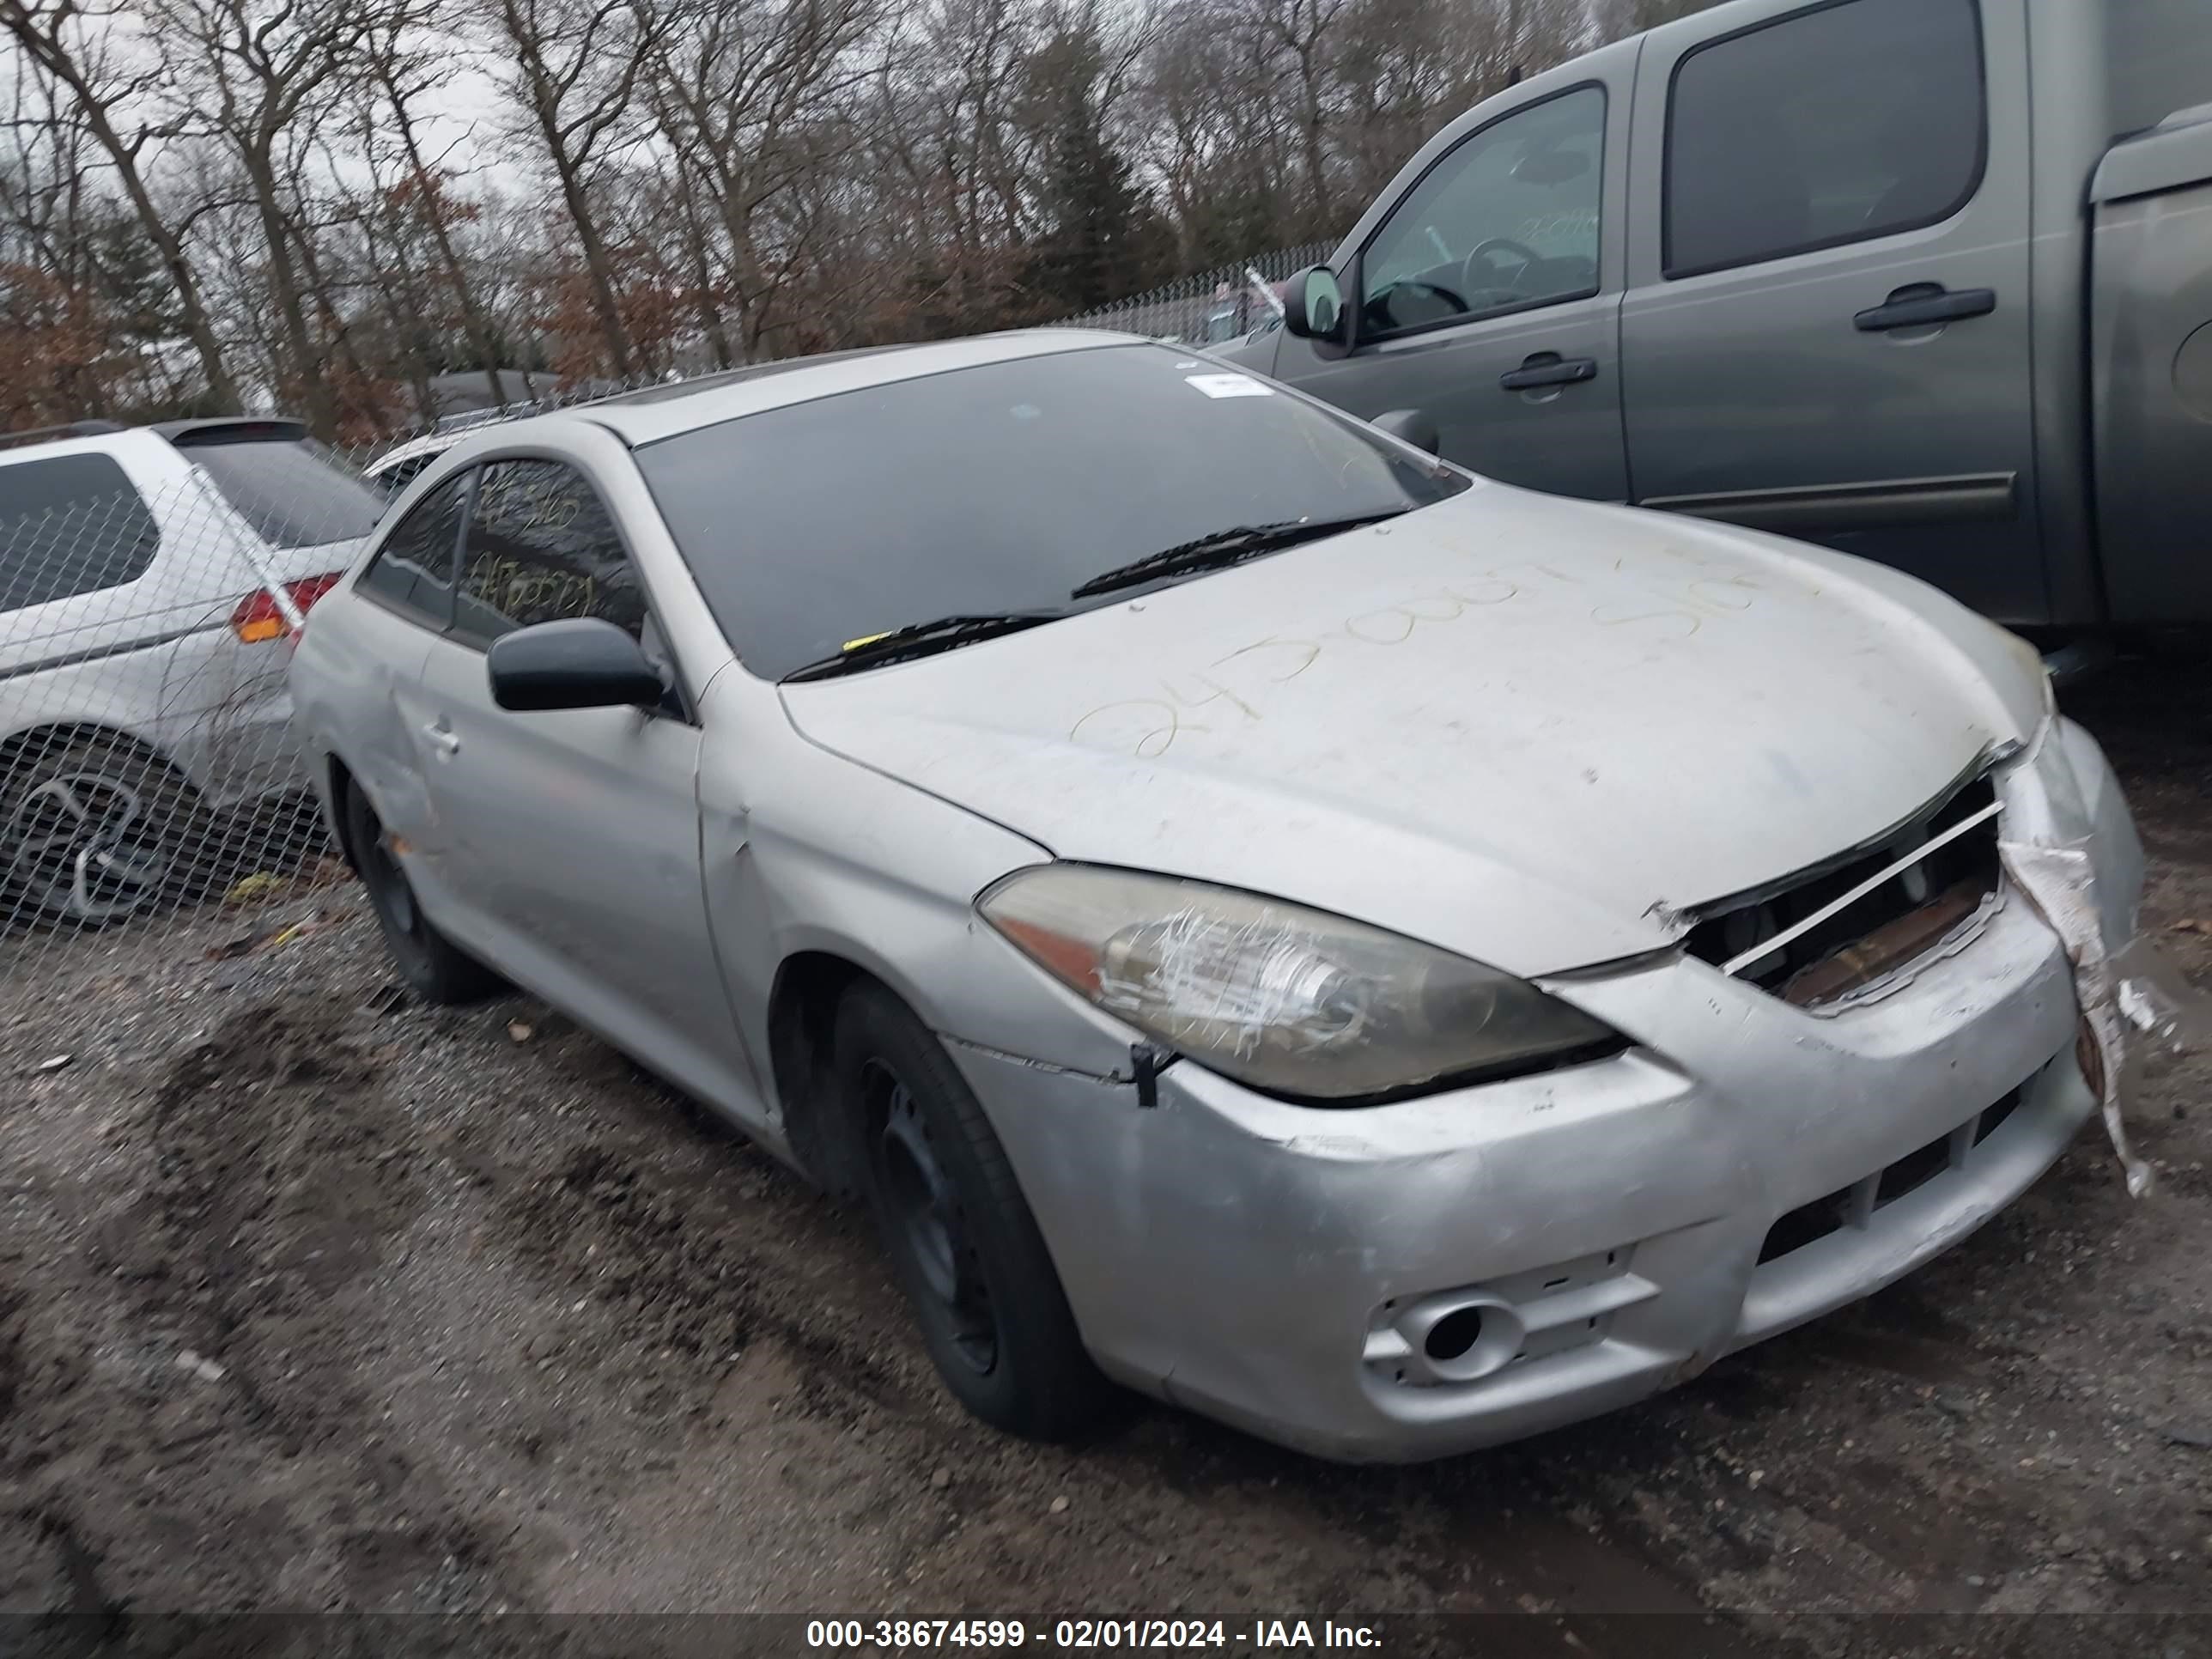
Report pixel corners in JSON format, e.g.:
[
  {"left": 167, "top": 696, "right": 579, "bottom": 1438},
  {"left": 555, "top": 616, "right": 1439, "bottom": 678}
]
[{"left": 842, "top": 631, "right": 891, "bottom": 652}]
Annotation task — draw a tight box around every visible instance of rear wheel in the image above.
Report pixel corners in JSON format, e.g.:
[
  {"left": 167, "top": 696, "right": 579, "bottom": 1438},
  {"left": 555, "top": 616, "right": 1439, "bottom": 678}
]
[
  {"left": 0, "top": 737, "right": 209, "bottom": 928},
  {"left": 343, "top": 780, "right": 500, "bottom": 1004},
  {"left": 834, "top": 981, "right": 1116, "bottom": 1441}
]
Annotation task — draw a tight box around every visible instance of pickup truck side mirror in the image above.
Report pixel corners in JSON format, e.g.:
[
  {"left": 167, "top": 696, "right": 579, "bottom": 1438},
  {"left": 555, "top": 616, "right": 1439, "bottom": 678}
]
[
  {"left": 487, "top": 617, "right": 665, "bottom": 712},
  {"left": 1372, "top": 408, "right": 1440, "bottom": 455},
  {"left": 1281, "top": 266, "right": 1347, "bottom": 343}
]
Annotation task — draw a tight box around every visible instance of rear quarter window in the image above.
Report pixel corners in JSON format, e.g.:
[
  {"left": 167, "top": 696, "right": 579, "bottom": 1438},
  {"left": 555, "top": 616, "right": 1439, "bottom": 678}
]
[
  {"left": 0, "top": 452, "right": 161, "bottom": 612},
  {"left": 359, "top": 471, "right": 468, "bottom": 629}
]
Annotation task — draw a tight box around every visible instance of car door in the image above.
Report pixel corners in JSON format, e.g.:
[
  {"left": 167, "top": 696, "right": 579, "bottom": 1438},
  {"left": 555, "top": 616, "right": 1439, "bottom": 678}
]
[
  {"left": 1268, "top": 49, "right": 1634, "bottom": 502},
  {"left": 334, "top": 468, "right": 471, "bottom": 889},
  {"left": 1619, "top": 0, "right": 2041, "bottom": 619},
  {"left": 408, "top": 453, "right": 749, "bottom": 1103}
]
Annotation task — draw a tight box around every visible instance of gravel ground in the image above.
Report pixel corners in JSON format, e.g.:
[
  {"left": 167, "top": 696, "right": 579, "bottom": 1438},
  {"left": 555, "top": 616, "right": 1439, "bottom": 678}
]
[{"left": 1, "top": 650, "right": 2209, "bottom": 1656}]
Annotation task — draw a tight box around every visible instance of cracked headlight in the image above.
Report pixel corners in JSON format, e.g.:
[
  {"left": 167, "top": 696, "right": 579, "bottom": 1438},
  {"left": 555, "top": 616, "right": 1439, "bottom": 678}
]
[{"left": 977, "top": 865, "right": 1626, "bottom": 1102}]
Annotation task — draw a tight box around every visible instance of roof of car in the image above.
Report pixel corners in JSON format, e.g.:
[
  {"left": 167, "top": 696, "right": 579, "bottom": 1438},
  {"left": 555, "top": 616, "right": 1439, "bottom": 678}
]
[
  {"left": 367, "top": 428, "right": 459, "bottom": 473},
  {"left": 0, "top": 419, "right": 127, "bottom": 453},
  {"left": 565, "top": 329, "right": 1138, "bottom": 449},
  {"left": 3, "top": 413, "right": 316, "bottom": 462}
]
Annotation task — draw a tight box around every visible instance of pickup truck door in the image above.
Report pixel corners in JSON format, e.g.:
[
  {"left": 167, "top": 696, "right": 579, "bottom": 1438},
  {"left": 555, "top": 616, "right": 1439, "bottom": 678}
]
[
  {"left": 1619, "top": 0, "right": 2041, "bottom": 620},
  {"left": 1267, "top": 44, "right": 1636, "bottom": 504}
]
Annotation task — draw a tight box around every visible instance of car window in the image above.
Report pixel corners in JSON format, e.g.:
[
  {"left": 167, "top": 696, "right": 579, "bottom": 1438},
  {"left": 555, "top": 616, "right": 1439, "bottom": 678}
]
[
  {"left": 453, "top": 459, "right": 648, "bottom": 647},
  {"left": 635, "top": 342, "right": 1471, "bottom": 682},
  {"left": 1359, "top": 85, "right": 1604, "bottom": 337},
  {"left": 174, "top": 432, "right": 388, "bottom": 549},
  {"left": 372, "top": 450, "right": 440, "bottom": 494},
  {"left": 358, "top": 471, "right": 468, "bottom": 629},
  {"left": 0, "top": 453, "right": 161, "bottom": 613},
  {"left": 1664, "top": 0, "right": 1983, "bottom": 278}
]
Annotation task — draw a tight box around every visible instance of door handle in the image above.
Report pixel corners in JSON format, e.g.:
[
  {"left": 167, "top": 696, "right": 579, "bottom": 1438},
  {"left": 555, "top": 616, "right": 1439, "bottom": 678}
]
[
  {"left": 1500, "top": 353, "right": 1599, "bottom": 391},
  {"left": 1853, "top": 283, "right": 1996, "bottom": 332},
  {"left": 423, "top": 720, "right": 460, "bottom": 757}
]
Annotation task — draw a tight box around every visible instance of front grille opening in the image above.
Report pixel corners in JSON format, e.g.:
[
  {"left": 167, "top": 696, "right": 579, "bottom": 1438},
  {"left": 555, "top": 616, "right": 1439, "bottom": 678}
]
[
  {"left": 1686, "top": 776, "right": 2000, "bottom": 1006},
  {"left": 1756, "top": 1085, "right": 2025, "bottom": 1266},
  {"left": 1972, "top": 1085, "right": 2026, "bottom": 1145},
  {"left": 1759, "top": 1191, "right": 1848, "bottom": 1263},
  {"left": 1874, "top": 1128, "right": 1953, "bottom": 1206}
]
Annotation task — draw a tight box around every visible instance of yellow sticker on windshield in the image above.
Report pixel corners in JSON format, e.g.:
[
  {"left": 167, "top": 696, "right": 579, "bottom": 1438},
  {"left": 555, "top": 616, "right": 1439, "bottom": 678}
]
[{"left": 842, "top": 631, "right": 891, "bottom": 652}]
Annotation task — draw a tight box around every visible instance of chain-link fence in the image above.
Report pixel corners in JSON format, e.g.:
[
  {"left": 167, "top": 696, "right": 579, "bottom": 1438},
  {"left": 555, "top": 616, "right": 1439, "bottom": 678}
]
[
  {"left": 0, "top": 240, "right": 1335, "bottom": 982},
  {"left": 1046, "top": 242, "right": 1333, "bottom": 348},
  {"left": 0, "top": 428, "right": 391, "bottom": 980}
]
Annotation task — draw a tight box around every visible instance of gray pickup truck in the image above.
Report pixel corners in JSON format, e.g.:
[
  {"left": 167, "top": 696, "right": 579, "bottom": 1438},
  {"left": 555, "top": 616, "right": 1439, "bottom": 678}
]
[{"left": 1218, "top": 0, "right": 2211, "bottom": 634}]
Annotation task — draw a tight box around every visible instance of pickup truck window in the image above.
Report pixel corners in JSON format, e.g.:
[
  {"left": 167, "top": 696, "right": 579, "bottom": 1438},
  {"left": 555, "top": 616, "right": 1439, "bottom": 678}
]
[
  {"left": 1664, "top": 0, "right": 1984, "bottom": 279},
  {"left": 1359, "top": 84, "right": 1604, "bottom": 338}
]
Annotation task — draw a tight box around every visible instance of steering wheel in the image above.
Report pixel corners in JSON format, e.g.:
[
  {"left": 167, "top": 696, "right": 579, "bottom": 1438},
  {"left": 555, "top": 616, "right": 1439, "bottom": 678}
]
[
  {"left": 1459, "top": 236, "right": 1543, "bottom": 302},
  {"left": 1364, "top": 276, "right": 1470, "bottom": 329}
]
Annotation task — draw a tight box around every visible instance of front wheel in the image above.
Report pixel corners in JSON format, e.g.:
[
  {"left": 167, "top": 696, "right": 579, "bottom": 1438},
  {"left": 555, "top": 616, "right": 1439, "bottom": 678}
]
[
  {"left": 834, "top": 981, "right": 1116, "bottom": 1441},
  {"left": 343, "top": 780, "right": 500, "bottom": 1005}
]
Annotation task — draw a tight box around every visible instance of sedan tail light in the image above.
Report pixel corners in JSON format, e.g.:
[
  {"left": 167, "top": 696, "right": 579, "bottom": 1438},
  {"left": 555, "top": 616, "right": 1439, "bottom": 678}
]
[{"left": 231, "top": 572, "right": 343, "bottom": 642}]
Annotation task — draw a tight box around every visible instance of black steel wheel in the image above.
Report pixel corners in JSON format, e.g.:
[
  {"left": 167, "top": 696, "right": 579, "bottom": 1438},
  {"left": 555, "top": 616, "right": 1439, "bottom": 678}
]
[
  {"left": 868, "top": 1058, "right": 1001, "bottom": 1376},
  {"left": 343, "top": 778, "right": 500, "bottom": 1005},
  {"left": 835, "top": 980, "right": 1117, "bottom": 1440}
]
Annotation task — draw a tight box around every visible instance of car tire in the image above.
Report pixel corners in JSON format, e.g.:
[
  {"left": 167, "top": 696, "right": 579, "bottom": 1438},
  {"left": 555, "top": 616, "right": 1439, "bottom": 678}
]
[
  {"left": 0, "top": 735, "right": 210, "bottom": 929},
  {"left": 834, "top": 980, "right": 1118, "bottom": 1441},
  {"left": 343, "top": 779, "right": 501, "bottom": 1005}
]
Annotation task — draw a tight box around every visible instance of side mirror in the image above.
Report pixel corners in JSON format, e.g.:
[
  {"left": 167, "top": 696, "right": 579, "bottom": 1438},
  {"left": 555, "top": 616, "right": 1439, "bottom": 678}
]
[
  {"left": 1281, "top": 266, "right": 1346, "bottom": 343},
  {"left": 1372, "top": 408, "right": 1440, "bottom": 455},
  {"left": 487, "top": 617, "right": 665, "bottom": 712}
]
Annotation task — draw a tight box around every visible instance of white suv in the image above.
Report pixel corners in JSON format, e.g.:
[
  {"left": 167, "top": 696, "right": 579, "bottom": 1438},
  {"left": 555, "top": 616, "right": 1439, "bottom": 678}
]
[{"left": 0, "top": 417, "right": 387, "bottom": 926}]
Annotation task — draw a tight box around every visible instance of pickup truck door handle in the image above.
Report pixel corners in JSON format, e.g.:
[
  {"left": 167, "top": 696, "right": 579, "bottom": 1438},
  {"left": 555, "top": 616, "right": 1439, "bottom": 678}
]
[
  {"left": 1500, "top": 352, "right": 1599, "bottom": 391},
  {"left": 423, "top": 720, "right": 461, "bottom": 757},
  {"left": 1854, "top": 283, "right": 1996, "bottom": 332}
]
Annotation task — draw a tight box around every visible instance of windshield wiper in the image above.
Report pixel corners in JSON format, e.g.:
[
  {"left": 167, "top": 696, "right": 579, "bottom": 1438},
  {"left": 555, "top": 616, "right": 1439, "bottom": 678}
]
[
  {"left": 781, "top": 609, "right": 1070, "bottom": 682},
  {"left": 1070, "top": 510, "right": 1408, "bottom": 600}
]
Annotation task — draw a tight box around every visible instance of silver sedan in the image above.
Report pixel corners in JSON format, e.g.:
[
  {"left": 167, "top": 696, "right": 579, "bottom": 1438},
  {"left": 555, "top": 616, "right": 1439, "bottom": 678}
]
[{"left": 289, "top": 331, "right": 2143, "bottom": 1462}]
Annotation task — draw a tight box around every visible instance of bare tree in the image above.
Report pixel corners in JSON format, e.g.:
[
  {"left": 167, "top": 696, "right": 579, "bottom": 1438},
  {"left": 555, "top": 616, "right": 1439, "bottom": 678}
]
[
  {"left": 144, "top": 0, "right": 375, "bottom": 434},
  {"left": 356, "top": 0, "right": 514, "bottom": 412},
  {"left": 642, "top": 0, "right": 884, "bottom": 360},
  {"left": 1595, "top": 0, "right": 1724, "bottom": 39},
  {"left": 484, "top": 0, "right": 657, "bottom": 380},
  {"left": 1, "top": 0, "right": 1638, "bottom": 434},
  {"left": 0, "top": 0, "right": 238, "bottom": 402}
]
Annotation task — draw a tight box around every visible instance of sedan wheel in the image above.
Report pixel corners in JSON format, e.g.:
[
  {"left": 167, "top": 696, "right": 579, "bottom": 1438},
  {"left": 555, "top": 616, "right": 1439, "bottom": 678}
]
[
  {"left": 870, "top": 1061, "right": 1000, "bottom": 1376},
  {"left": 835, "top": 980, "right": 1117, "bottom": 1440},
  {"left": 343, "top": 781, "right": 500, "bottom": 1005}
]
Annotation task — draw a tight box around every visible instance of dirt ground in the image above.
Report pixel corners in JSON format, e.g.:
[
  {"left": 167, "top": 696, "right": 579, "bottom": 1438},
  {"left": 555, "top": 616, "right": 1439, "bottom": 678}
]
[{"left": 3, "top": 650, "right": 2210, "bottom": 1657}]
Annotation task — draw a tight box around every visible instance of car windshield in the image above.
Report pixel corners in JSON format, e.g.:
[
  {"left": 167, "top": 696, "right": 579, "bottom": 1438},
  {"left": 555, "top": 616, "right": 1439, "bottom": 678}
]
[
  {"left": 183, "top": 434, "right": 388, "bottom": 548},
  {"left": 635, "top": 342, "right": 1469, "bottom": 680}
]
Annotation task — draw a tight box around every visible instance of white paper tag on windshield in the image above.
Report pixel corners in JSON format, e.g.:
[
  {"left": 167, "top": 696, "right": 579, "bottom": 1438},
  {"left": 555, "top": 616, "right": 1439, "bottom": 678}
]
[{"left": 1185, "top": 373, "right": 1272, "bottom": 398}]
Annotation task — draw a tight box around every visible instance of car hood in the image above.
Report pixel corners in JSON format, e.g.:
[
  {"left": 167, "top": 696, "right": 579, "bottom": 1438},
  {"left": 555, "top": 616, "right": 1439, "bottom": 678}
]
[{"left": 778, "top": 482, "right": 2045, "bottom": 977}]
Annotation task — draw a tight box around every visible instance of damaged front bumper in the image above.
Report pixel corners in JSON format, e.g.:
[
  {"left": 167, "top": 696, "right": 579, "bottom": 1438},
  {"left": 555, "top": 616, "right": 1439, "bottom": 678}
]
[{"left": 947, "top": 718, "right": 2146, "bottom": 1462}]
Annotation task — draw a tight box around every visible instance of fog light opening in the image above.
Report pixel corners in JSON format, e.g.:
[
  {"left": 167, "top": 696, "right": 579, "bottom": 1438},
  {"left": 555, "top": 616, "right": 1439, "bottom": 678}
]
[{"left": 1424, "top": 1307, "right": 1486, "bottom": 1364}]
